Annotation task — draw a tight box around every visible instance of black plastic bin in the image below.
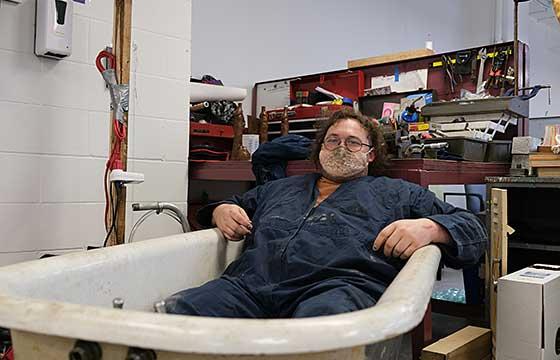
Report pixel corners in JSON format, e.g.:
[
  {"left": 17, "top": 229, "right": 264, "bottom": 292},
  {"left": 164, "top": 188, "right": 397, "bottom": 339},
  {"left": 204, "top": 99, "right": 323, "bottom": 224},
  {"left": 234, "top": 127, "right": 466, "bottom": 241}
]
[
  {"left": 485, "top": 140, "right": 512, "bottom": 162},
  {"left": 426, "top": 137, "right": 488, "bottom": 162}
]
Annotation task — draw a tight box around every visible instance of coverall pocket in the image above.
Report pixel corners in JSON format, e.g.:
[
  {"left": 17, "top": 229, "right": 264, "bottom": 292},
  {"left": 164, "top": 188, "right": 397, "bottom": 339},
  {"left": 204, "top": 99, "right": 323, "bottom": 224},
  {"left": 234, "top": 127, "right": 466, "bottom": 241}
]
[{"left": 266, "top": 215, "right": 298, "bottom": 232}]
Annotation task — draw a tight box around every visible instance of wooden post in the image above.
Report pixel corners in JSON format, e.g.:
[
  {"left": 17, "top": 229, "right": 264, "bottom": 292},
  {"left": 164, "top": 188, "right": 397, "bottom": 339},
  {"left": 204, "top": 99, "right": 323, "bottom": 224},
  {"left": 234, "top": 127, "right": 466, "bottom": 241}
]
[
  {"left": 231, "top": 104, "right": 244, "bottom": 160},
  {"left": 554, "top": 0, "right": 560, "bottom": 24},
  {"left": 247, "top": 115, "right": 260, "bottom": 135},
  {"left": 489, "top": 188, "right": 510, "bottom": 359},
  {"left": 281, "top": 106, "right": 289, "bottom": 136},
  {"left": 259, "top": 106, "right": 268, "bottom": 144},
  {"left": 106, "top": 0, "right": 132, "bottom": 246}
]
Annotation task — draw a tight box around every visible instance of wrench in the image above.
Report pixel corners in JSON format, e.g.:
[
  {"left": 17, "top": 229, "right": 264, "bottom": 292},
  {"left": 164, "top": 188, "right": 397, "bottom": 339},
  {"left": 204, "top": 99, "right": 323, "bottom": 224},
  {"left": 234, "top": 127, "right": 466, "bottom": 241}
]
[{"left": 476, "top": 48, "right": 488, "bottom": 92}]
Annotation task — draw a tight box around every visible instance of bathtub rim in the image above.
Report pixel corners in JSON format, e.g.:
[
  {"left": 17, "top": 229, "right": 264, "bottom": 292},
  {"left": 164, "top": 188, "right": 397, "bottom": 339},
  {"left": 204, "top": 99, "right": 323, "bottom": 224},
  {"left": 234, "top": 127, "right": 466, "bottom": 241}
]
[{"left": 0, "top": 243, "right": 440, "bottom": 355}]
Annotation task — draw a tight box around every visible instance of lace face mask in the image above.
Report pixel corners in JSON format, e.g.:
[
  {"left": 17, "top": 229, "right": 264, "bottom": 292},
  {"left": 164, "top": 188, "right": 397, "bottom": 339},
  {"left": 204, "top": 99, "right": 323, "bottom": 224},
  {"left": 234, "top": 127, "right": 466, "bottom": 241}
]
[{"left": 319, "top": 146, "right": 369, "bottom": 181}]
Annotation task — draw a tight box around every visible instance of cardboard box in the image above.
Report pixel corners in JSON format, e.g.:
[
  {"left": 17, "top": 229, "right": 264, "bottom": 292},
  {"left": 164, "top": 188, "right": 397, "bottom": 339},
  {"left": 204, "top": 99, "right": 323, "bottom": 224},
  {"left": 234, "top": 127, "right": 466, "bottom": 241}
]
[
  {"left": 497, "top": 264, "right": 560, "bottom": 360},
  {"left": 422, "top": 326, "right": 491, "bottom": 360}
]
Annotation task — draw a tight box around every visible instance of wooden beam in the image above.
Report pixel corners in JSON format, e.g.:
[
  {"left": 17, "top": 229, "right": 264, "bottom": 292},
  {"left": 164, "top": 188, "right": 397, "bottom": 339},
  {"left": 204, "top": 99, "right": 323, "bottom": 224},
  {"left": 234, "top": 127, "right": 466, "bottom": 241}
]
[
  {"left": 421, "top": 326, "right": 491, "bottom": 360},
  {"left": 113, "top": 0, "right": 132, "bottom": 86},
  {"left": 106, "top": 0, "right": 132, "bottom": 246},
  {"left": 347, "top": 48, "right": 435, "bottom": 69}
]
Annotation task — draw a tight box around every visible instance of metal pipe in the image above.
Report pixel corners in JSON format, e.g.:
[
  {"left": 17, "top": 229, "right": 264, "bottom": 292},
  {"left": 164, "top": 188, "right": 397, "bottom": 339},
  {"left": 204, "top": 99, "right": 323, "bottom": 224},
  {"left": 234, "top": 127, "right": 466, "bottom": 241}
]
[
  {"left": 128, "top": 210, "right": 182, "bottom": 243},
  {"left": 128, "top": 210, "right": 156, "bottom": 243},
  {"left": 190, "top": 101, "right": 210, "bottom": 112},
  {"left": 132, "top": 202, "right": 190, "bottom": 233}
]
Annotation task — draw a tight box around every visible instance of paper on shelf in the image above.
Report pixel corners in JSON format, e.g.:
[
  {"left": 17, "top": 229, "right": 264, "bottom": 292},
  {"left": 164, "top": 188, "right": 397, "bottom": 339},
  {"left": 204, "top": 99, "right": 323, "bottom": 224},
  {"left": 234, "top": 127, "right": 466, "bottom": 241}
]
[{"left": 370, "top": 69, "right": 428, "bottom": 93}]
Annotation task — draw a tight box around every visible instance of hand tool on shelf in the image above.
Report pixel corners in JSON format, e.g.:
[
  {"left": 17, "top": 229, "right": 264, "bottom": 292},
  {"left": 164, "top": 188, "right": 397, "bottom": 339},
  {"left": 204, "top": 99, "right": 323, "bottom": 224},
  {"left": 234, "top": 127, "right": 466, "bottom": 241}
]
[
  {"left": 442, "top": 54, "right": 458, "bottom": 93},
  {"left": 470, "top": 49, "right": 479, "bottom": 82},
  {"left": 504, "top": 85, "right": 551, "bottom": 101},
  {"left": 499, "top": 47, "right": 511, "bottom": 95},
  {"left": 486, "top": 49, "right": 507, "bottom": 89},
  {"left": 403, "top": 142, "right": 449, "bottom": 158},
  {"left": 401, "top": 96, "right": 424, "bottom": 123},
  {"left": 455, "top": 50, "right": 474, "bottom": 77},
  {"left": 476, "top": 48, "right": 488, "bottom": 92}
]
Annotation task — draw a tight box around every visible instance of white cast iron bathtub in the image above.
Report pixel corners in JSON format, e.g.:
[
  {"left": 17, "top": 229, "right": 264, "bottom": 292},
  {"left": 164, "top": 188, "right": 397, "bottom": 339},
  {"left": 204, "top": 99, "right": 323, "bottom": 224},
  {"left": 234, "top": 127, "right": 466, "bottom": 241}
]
[{"left": 0, "top": 229, "right": 441, "bottom": 359}]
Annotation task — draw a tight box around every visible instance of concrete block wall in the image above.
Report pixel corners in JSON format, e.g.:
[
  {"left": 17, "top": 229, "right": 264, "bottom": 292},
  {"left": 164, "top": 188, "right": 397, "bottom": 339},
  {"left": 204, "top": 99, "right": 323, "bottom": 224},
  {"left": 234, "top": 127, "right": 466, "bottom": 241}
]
[{"left": 0, "top": 0, "right": 191, "bottom": 266}]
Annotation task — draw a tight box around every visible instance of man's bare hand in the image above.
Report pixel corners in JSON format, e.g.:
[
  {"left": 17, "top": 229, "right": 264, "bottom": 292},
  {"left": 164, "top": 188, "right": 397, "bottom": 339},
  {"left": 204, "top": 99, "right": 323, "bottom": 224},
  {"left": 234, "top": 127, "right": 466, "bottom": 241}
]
[
  {"left": 372, "top": 219, "right": 451, "bottom": 259},
  {"left": 212, "top": 204, "right": 253, "bottom": 241}
]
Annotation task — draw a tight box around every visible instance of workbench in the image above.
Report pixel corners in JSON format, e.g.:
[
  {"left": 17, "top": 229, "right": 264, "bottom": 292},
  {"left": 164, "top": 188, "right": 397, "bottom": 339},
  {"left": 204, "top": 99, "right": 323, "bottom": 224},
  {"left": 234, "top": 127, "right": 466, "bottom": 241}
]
[{"left": 190, "top": 159, "right": 510, "bottom": 185}]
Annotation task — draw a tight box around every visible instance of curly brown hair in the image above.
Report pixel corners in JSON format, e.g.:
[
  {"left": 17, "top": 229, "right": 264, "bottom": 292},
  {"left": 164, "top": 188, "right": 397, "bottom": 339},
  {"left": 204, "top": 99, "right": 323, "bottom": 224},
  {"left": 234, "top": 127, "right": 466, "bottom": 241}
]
[{"left": 310, "top": 107, "right": 387, "bottom": 175}]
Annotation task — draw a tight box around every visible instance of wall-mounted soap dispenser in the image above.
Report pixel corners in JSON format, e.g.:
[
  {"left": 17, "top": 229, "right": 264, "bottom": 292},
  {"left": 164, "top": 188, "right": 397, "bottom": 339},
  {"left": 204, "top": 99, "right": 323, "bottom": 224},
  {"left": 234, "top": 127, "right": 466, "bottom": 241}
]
[{"left": 35, "top": 0, "right": 73, "bottom": 59}]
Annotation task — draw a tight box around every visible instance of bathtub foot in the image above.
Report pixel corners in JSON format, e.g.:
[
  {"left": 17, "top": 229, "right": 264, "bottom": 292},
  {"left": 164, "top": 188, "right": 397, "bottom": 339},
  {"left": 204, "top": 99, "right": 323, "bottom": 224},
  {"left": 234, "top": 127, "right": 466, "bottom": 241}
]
[
  {"left": 126, "top": 347, "right": 157, "bottom": 360},
  {"left": 69, "top": 340, "right": 102, "bottom": 360}
]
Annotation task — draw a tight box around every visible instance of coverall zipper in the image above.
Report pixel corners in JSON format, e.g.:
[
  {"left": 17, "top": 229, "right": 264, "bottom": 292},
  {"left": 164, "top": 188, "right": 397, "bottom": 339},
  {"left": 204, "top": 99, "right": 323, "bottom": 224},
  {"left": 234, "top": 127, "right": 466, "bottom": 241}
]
[{"left": 280, "top": 203, "right": 317, "bottom": 260}]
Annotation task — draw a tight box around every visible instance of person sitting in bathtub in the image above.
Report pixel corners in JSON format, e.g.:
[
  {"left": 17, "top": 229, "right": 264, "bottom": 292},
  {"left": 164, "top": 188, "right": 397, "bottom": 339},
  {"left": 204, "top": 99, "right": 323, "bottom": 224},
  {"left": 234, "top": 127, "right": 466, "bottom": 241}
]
[{"left": 165, "top": 108, "right": 487, "bottom": 318}]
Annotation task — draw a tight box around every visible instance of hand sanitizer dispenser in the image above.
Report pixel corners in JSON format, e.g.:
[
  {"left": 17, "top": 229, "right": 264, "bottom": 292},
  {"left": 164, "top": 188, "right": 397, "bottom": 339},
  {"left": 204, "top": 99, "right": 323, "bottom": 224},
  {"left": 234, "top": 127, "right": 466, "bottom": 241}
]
[{"left": 35, "top": 0, "right": 73, "bottom": 59}]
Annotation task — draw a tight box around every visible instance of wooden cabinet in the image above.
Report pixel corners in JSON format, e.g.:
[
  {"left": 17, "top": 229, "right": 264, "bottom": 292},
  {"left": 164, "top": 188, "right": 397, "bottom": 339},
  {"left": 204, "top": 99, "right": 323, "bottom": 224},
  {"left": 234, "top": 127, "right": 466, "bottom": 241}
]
[{"left": 486, "top": 177, "right": 560, "bottom": 273}]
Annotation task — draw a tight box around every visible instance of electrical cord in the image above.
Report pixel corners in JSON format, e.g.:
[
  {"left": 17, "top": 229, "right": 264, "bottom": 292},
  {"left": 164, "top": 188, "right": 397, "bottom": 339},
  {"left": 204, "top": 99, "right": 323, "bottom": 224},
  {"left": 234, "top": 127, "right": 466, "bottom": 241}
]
[
  {"left": 103, "top": 163, "right": 110, "bottom": 231},
  {"left": 97, "top": 49, "right": 127, "bottom": 238},
  {"left": 103, "top": 136, "right": 120, "bottom": 231},
  {"left": 103, "top": 184, "right": 118, "bottom": 247},
  {"left": 103, "top": 121, "right": 127, "bottom": 233},
  {"left": 97, "top": 46, "right": 133, "bottom": 245}
]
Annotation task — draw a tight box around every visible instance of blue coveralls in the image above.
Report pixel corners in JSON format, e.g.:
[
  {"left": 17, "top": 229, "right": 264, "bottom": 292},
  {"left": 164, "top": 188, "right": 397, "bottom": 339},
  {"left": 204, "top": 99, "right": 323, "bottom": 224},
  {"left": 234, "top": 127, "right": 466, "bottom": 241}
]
[{"left": 165, "top": 174, "right": 487, "bottom": 318}]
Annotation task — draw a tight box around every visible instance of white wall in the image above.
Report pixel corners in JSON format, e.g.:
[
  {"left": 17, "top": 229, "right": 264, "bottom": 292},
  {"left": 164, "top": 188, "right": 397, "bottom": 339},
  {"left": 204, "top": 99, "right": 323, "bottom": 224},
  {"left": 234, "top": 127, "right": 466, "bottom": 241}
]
[
  {"left": 527, "top": 3, "right": 560, "bottom": 118},
  {"left": 193, "top": 0, "right": 560, "bottom": 118},
  {"left": 192, "top": 0, "right": 496, "bottom": 114},
  {"left": 496, "top": 0, "right": 560, "bottom": 118},
  {"left": 0, "top": 0, "right": 191, "bottom": 266}
]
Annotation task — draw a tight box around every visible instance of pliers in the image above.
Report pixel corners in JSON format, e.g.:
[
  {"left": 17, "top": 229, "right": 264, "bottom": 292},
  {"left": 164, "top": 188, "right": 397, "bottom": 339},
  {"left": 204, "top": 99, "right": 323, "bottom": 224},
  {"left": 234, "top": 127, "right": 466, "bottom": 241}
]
[{"left": 442, "top": 55, "right": 458, "bottom": 93}]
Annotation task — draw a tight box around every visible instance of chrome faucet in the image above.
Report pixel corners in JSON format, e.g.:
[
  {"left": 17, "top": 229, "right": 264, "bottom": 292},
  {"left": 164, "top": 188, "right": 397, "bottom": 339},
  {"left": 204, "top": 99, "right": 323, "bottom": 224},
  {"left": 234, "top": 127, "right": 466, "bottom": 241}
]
[{"left": 131, "top": 202, "right": 191, "bottom": 233}]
